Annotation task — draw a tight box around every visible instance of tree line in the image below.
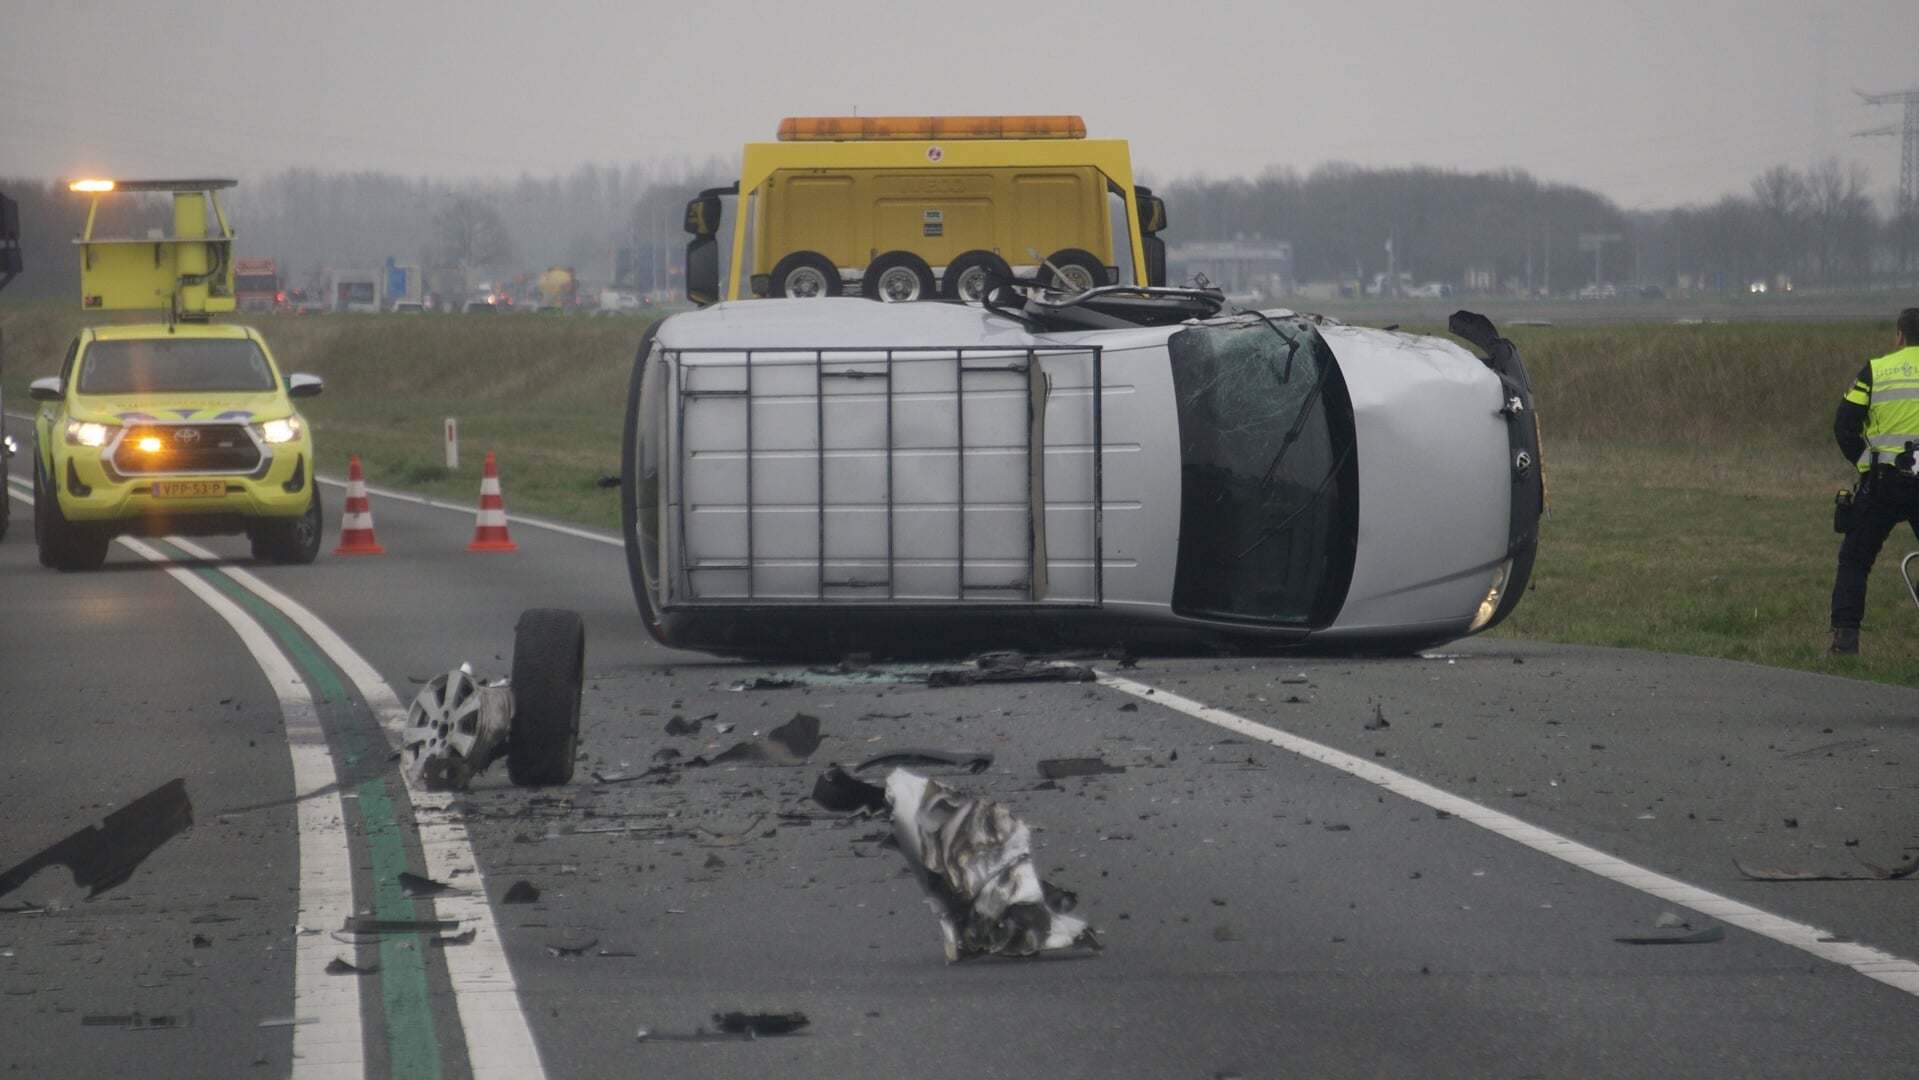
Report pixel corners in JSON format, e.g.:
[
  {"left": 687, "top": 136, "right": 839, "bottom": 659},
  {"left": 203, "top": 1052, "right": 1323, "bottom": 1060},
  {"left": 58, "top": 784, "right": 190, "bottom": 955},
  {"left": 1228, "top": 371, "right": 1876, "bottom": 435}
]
[{"left": 2, "top": 156, "right": 1910, "bottom": 302}]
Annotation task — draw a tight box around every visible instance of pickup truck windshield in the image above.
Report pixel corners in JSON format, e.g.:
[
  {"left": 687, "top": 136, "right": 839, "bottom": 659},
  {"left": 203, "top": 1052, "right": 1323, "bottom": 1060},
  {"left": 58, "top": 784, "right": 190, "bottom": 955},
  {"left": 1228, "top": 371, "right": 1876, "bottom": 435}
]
[
  {"left": 1169, "top": 320, "right": 1356, "bottom": 626},
  {"left": 78, "top": 338, "right": 277, "bottom": 395}
]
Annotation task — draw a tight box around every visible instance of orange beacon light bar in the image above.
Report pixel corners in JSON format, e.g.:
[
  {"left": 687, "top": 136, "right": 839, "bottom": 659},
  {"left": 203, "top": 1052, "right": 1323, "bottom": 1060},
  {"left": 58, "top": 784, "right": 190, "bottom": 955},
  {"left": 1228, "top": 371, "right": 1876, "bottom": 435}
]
[{"left": 777, "top": 115, "right": 1087, "bottom": 142}]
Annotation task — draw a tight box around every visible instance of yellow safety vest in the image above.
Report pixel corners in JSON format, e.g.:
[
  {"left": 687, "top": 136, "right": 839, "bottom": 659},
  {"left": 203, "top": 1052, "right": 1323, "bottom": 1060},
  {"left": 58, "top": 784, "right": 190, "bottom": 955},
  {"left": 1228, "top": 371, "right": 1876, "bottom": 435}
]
[{"left": 1849, "top": 345, "right": 1919, "bottom": 472}]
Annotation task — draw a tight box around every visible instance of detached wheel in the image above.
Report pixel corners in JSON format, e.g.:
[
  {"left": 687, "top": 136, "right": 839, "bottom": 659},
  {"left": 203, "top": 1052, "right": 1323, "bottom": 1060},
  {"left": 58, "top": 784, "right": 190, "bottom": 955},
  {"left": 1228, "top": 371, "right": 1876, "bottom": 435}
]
[
  {"left": 249, "top": 487, "right": 323, "bottom": 564},
  {"left": 941, "top": 250, "right": 1014, "bottom": 302},
  {"left": 1036, "top": 248, "right": 1106, "bottom": 294},
  {"left": 507, "top": 608, "right": 584, "bottom": 786},
  {"left": 769, "top": 251, "right": 842, "bottom": 298},
  {"left": 861, "top": 251, "right": 936, "bottom": 302}
]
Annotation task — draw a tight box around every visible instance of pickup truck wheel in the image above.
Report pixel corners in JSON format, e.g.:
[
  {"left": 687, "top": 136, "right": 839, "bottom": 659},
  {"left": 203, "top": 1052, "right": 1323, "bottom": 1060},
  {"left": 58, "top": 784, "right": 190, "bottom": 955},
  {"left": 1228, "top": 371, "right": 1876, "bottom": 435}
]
[
  {"left": 1037, "top": 248, "right": 1106, "bottom": 295},
  {"left": 862, "top": 251, "right": 935, "bottom": 302},
  {"left": 250, "top": 488, "right": 323, "bottom": 564},
  {"left": 941, "top": 250, "right": 1014, "bottom": 302},
  {"left": 506, "top": 608, "right": 584, "bottom": 786},
  {"left": 35, "top": 466, "right": 108, "bottom": 571},
  {"left": 769, "top": 252, "right": 841, "bottom": 299}
]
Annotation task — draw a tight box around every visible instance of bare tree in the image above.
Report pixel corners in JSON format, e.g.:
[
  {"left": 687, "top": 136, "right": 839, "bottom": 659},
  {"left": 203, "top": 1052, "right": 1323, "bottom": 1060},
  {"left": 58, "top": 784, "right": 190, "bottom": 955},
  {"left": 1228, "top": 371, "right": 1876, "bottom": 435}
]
[{"left": 430, "top": 195, "right": 514, "bottom": 274}]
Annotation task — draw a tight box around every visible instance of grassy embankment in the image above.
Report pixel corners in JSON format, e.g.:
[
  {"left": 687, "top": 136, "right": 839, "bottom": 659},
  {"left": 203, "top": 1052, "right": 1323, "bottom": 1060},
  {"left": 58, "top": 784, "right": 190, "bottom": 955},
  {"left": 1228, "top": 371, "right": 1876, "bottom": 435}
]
[{"left": 4, "top": 301, "right": 1915, "bottom": 689}]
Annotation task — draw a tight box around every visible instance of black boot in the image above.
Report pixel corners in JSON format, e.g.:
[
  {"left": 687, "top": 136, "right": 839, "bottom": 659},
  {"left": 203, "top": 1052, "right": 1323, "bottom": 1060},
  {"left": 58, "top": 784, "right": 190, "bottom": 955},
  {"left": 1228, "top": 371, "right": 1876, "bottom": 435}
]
[{"left": 1828, "top": 627, "right": 1859, "bottom": 656}]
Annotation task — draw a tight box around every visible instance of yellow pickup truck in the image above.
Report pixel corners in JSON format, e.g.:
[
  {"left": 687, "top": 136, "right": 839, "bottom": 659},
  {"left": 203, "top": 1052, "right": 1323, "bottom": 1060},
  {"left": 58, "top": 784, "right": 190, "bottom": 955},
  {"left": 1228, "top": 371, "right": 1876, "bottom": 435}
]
[{"left": 28, "top": 180, "right": 324, "bottom": 571}]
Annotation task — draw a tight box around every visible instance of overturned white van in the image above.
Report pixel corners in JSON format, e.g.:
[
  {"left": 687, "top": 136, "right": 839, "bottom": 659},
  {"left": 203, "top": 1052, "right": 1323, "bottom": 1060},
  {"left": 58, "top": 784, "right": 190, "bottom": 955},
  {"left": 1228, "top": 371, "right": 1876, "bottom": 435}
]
[{"left": 619, "top": 287, "right": 1542, "bottom": 658}]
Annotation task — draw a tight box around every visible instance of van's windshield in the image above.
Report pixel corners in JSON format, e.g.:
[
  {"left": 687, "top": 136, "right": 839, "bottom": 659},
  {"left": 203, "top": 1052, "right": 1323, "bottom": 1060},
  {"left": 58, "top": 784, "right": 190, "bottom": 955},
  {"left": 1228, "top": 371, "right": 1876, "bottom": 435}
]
[{"left": 1168, "top": 320, "right": 1356, "bottom": 626}]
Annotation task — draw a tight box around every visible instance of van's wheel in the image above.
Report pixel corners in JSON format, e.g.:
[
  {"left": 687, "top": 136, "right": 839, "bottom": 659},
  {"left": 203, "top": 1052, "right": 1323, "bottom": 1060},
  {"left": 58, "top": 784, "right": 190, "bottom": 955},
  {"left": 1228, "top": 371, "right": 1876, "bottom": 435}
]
[
  {"left": 942, "top": 250, "right": 1014, "bottom": 302},
  {"left": 249, "top": 487, "right": 324, "bottom": 564},
  {"left": 862, "top": 251, "right": 936, "bottom": 302},
  {"left": 35, "top": 462, "right": 108, "bottom": 571},
  {"left": 506, "top": 608, "right": 584, "bottom": 786},
  {"left": 769, "top": 252, "right": 842, "bottom": 298},
  {"left": 1036, "top": 248, "right": 1107, "bottom": 294}
]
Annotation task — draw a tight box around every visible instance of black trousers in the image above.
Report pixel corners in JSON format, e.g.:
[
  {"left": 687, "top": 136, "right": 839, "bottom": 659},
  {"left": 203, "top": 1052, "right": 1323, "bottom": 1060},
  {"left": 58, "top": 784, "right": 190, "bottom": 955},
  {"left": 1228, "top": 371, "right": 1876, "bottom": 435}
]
[{"left": 1831, "top": 470, "right": 1919, "bottom": 630}]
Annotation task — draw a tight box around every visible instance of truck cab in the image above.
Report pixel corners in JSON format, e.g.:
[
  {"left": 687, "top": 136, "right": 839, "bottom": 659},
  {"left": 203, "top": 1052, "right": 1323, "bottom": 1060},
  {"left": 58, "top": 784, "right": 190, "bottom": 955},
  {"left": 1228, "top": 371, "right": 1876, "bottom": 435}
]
[{"left": 684, "top": 115, "right": 1169, "bottom": 306}]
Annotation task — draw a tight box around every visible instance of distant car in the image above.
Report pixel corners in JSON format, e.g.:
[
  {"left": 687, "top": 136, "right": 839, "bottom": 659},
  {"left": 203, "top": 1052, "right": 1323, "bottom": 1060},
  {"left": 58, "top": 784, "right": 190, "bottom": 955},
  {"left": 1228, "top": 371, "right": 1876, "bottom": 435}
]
[
  {"left": 462, "top": 300, "right": 496, "bottom": 314},
  {"left": 28, "top": 323, "right": 324, "bottom": 570},
  {"left": 391, "top": 300, "right": 426, "bottom": 314},
  {"left": 621, "top": 288, "right": 1543, "bottom": 658},
  {"left": 1577, "top": 282, "right": 1617, "bottom": 300}
]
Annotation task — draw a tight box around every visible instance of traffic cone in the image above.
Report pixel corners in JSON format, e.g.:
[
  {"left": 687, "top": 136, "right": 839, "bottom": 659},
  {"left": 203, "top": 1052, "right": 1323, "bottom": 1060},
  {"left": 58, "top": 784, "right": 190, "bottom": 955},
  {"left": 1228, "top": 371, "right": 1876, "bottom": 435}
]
[
  {"left": 332, "top": 455, "right": 386, "bottom": 555},
  {"left": 467, "top": 451, "right": 519, "bottom": 552}
]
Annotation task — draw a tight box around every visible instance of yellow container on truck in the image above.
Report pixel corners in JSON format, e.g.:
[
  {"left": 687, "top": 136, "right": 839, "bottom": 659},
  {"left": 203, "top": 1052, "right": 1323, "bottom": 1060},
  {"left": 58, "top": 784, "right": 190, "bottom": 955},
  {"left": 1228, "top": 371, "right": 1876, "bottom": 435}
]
[{"left": 684, "top": 116, "right": 1168, "bottom": 305}]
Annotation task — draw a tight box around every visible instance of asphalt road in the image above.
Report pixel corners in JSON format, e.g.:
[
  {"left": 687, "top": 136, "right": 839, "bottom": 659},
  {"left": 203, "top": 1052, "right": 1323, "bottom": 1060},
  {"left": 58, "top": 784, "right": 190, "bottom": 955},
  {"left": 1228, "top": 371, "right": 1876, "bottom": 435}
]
[{"left": 3, "top": 463, "right": 1918, "bottom": 1080}]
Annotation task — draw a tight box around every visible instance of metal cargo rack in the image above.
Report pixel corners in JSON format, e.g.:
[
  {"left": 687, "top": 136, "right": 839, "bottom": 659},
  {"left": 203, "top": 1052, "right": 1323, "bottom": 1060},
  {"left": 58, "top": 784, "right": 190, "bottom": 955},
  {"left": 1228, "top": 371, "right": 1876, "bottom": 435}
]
[{"left": 662, "top": 343, "right": 1105, "bottom": 610}]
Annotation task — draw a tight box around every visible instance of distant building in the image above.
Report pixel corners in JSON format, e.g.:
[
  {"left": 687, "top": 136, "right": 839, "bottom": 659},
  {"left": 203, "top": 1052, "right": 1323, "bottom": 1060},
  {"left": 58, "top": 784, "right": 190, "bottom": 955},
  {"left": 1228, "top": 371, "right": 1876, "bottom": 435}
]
[{"left": 1166, "top": 238, "right": 1294, "bottom": 298}]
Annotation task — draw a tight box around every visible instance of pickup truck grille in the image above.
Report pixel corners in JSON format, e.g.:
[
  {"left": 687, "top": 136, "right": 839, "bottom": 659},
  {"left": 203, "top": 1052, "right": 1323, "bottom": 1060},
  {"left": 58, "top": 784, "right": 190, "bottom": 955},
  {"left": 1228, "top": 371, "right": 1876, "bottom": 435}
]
[{"left": 110, "top": 423, "right": 263, "bottom": 475}]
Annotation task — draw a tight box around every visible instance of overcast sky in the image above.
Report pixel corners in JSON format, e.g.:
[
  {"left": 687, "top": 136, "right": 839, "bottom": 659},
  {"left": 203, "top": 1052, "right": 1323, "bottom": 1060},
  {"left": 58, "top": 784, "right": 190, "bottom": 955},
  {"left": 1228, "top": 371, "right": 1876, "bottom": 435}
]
[{"left": 5, "top": 0, "right": 1916, "bottom": 211}]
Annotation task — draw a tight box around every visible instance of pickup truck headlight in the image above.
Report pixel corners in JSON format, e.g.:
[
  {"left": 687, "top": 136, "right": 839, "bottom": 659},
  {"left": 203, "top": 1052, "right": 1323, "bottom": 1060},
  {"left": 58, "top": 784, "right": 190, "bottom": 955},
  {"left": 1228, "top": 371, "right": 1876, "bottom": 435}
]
[
  {"left": 1467, "top": 558, "right": 1514, "bottom": 634},
  {"left": 255, "top": 416, "right": 304, "bottom": 444},
  {"left": 65, "top": 420, "right": 113, "bottom": 447}
]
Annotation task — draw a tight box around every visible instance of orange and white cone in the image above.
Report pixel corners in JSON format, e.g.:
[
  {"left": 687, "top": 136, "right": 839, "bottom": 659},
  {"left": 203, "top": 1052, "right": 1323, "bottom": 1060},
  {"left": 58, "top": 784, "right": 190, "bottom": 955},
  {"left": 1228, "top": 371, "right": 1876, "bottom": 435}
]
[
  {"left": 467, "top": 451, "right": 519, "bottom": 552},
  {"left": 332, "top": 455, "right": 386, "bottom": 555}
]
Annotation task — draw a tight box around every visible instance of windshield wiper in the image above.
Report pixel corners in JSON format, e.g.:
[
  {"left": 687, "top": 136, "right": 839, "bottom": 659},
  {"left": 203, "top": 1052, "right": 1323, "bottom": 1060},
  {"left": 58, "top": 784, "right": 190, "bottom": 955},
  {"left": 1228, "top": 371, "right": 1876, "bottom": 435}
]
[{"left": 1236, "top": 440, "right": 1354, "bottom": 561}]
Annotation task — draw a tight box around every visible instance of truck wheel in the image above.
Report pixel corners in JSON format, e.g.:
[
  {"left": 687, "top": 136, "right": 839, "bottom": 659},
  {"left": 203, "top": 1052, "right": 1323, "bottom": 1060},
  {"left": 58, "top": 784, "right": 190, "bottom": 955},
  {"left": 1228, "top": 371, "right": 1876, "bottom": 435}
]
[
  {"left": 862, "top": 251, "right": 935, "bottom": 302},
  {"left": 249, "top": 488, "right": 323, "bottom": 564},
  {"left": 1037, "top": 248, "right": 1107, "bottom": 295},
  {"left": 506, "top": 608, "right": 584, "bottom": 786},
  {"left": 769, "top": 252, "right": 841, "bottom": 299},
  {"left": 941, "top": 250, "right": 1014, "bottom": 302},
  {"left": 35, "top": 462, "right": 109, "bottom": 571}
]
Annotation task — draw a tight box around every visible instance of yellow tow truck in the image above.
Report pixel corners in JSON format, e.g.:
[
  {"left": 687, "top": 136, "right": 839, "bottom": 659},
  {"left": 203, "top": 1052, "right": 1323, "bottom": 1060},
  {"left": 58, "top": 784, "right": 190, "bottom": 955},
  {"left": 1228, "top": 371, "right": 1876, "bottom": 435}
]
[
  {"left": 28, "top": 179, "right": 325, "bottom": 571},
  {"left": 683, "top": 115, "right": 1169, "bottom": 305}
]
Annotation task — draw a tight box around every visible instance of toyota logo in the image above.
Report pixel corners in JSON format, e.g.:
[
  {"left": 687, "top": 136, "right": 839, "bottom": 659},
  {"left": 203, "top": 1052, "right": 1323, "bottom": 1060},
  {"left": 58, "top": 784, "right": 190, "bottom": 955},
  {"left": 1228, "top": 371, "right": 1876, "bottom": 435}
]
[{"left": 174, "top": 427, "right": 202, "bottom": 445}]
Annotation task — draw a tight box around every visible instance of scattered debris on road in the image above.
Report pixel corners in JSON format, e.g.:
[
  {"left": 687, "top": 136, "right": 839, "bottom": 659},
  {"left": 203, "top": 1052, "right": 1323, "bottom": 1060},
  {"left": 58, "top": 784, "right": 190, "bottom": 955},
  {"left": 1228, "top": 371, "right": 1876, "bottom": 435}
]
[
  {"left": 1614, "top": 912, "right": 1724, "bottom": 945},
  {"left": 1733, "top": 857, "right": 1919, "bottom": 881},
  {"left": 81, "top": 1011, "right": 191, "bottom": 1031},
  {"left": 925, "top": 652, "right": 1097, "bottom": 687},
  {"left": 1037, "top": 758, "right": 1126, "bottom": 779},
  {"left": 325, "top": 957, "right": 379, "bottom": 976},
  {"left": 501, "top": 880, "right": 541, "bottom": 903},
  {"left": 714, "top": 1011, "right": 809, "bottom": 1037},
  {"left": 885, "top": 769, "right": 1099, "bottom": 961},
  {"left": 855, "top": 748, "right": 994, "bottom": 774},
  {"left": 711, "top": 714, "right": 822, "bottom": 765},
  {"left": 811, "top": 766, "right": 888, "bottom": 813},
  {"left": 0, "top": 778, "right": 192, "bottom": 901},
  {"left": 399, "top": 871, "right": 461, "bottom": 898}
]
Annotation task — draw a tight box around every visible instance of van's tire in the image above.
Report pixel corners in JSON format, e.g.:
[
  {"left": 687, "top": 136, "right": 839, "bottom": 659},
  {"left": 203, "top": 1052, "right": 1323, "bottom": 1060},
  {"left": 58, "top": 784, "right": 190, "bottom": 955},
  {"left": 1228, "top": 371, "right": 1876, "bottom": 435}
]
[
  {"left": 249, "top": 488, "right": 324, "bottom": 564},
  {"left": 769, "top": 252, "right": 842, "bottom": 298},
  {"left": 942, "top": 250, "right": 1014, "bottom": 302},
  {"left": 1036, "top": 248, "right": 1107, "bottom": 294},
  {"left": 506, "top": 608, "right": 584, "bottom": 786},
  {"left": 862, "top": 251, "right": 936, "bottom": 303}
]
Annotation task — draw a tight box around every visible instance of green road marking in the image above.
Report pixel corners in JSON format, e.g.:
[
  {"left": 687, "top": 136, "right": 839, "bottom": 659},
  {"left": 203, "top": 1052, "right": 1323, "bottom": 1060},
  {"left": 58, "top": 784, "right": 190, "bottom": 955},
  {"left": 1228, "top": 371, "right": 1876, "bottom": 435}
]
[{"left": 164, "top": 545, "right": 445, "bottom": 1079}]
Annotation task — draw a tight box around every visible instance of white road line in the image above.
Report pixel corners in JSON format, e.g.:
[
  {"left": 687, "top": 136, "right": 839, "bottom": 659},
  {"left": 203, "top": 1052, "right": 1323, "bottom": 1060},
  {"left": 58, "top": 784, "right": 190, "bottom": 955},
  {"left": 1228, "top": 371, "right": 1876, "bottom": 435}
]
[
  {"left": 1099, "top": 672, "right": 1919, "bottom": 999},
  {"left": 120, "top": 538, "right": 367, "bottom": 1079},
  {"left": 166, "top": 538, "right": 551, "bottom": 1080}
]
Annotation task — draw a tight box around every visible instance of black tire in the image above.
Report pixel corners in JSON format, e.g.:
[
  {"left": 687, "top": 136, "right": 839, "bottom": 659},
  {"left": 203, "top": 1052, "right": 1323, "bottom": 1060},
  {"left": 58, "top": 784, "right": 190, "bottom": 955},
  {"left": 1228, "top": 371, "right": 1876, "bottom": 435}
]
[
  {"left": 35, "top": 460, "right": 108, "bottom": 571},
  {"left": 1036, "top": 248, "right": 1107, "bottom": 294},
  {"left": 861, "top": 251, "right": 936, "bottom": 303},
  {"left": 768, "top": 251, "right": 842, "bottom": 299},
  {"left": 941, "top": 250, "right": 1014, "bottom": 302},
  {"left": 249, "top": 487, "right": 324, "bottom": 564},
  {"left": 507, "top": 608, "right": 584, "bottom": 786}
]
